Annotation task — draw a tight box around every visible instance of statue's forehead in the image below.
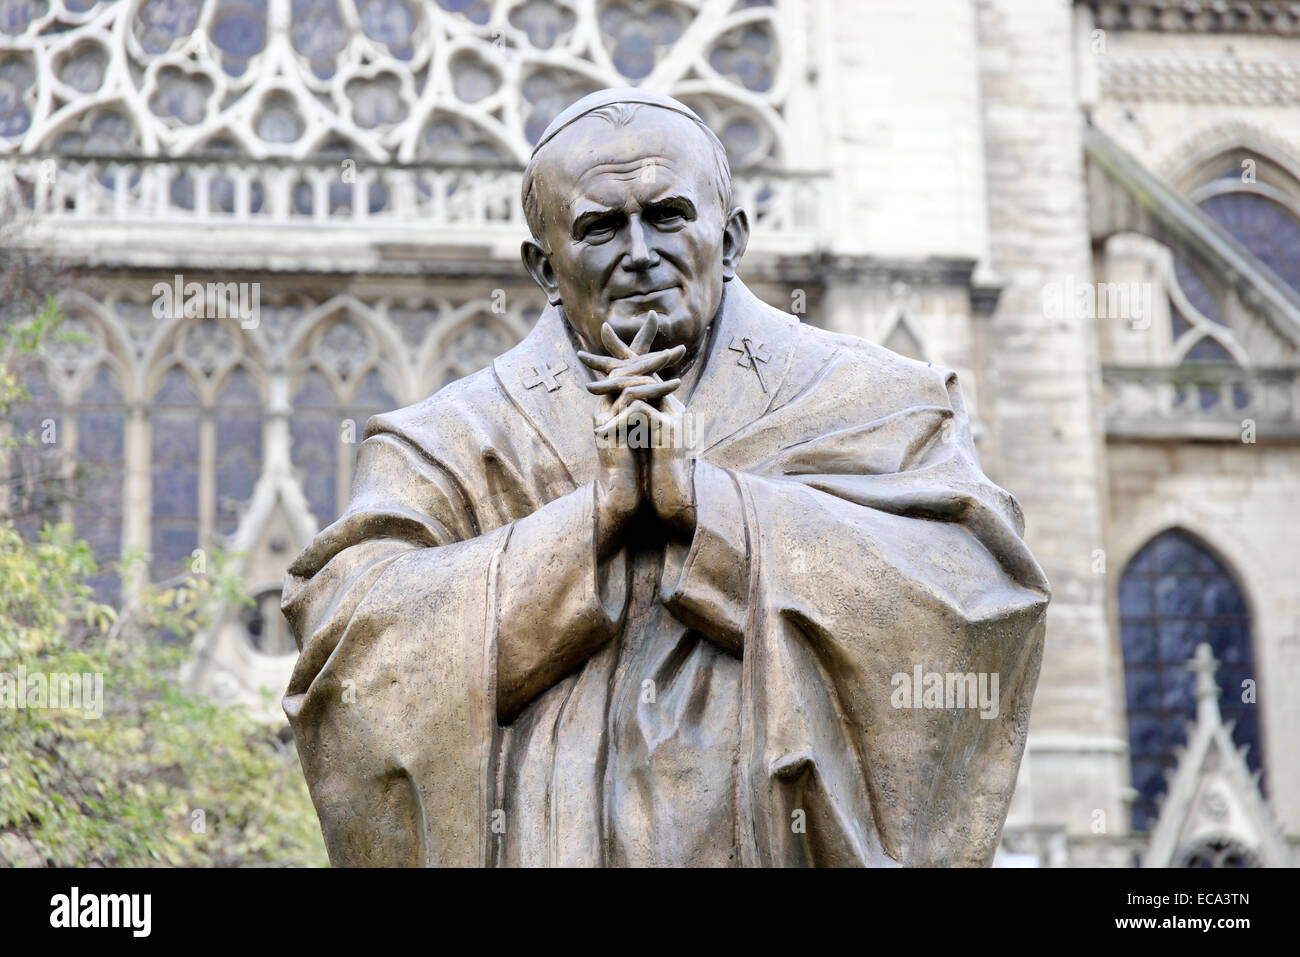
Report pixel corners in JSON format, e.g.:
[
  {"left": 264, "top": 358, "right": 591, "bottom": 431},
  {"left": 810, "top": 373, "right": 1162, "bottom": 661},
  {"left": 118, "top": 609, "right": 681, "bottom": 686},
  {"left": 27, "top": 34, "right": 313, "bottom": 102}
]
[{"left": 539, "top": 109, "right": 711, "bottom": 195}]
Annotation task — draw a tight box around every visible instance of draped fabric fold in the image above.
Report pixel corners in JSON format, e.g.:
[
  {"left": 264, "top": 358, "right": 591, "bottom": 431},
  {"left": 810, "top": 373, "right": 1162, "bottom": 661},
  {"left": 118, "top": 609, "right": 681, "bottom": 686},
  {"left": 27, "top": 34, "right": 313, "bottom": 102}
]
[{"left": 282, "top": 279, "right": 1049, "bottom": 867}]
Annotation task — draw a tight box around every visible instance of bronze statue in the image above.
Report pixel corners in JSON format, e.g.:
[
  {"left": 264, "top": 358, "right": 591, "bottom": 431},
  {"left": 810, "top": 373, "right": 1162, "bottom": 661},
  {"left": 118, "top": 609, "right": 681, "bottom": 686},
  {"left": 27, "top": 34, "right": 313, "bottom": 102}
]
[{"left": 281, "top": 88, "right": 1050, "bottom": 867}]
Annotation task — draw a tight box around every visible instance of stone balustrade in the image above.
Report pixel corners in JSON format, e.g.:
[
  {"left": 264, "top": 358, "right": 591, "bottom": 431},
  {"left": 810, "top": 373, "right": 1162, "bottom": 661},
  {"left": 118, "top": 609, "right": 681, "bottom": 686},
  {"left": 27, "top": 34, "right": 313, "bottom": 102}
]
[{"left": 1103, "top": 363, "right": 1300, "bottom": 439}]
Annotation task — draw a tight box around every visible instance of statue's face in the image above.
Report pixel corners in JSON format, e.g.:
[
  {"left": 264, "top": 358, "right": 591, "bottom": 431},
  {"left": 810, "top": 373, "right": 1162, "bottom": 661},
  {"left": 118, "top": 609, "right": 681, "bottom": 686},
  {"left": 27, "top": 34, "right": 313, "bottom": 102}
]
[{"left": 523, "top": 108, "right": 748, "bottom": 354}]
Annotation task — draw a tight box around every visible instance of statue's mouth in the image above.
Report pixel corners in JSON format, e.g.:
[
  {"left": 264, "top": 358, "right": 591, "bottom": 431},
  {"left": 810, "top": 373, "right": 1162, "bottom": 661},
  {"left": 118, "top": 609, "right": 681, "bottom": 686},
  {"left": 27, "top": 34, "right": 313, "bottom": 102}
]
[{"left": 612, "top": 285, "right": 679, "bottom": 302}]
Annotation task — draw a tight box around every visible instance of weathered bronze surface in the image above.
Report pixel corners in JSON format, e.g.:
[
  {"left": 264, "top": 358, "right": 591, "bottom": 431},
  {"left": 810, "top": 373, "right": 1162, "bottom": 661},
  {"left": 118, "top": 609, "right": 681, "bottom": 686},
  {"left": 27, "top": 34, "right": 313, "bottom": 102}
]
[{"left": 282, "top": 88, "right": 1050, "bottom": 867}]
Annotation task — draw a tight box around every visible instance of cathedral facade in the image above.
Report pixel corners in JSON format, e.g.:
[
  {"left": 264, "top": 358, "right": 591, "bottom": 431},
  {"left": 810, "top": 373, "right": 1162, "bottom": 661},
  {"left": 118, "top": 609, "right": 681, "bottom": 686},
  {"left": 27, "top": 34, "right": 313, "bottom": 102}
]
[{"left": 2, "top": 0, "right": 1297, "bottom": 866}]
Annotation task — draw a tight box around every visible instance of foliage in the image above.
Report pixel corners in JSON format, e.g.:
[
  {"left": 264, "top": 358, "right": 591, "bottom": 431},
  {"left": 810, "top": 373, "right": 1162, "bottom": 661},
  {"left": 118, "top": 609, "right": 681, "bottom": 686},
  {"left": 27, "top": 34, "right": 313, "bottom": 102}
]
[{"left": 0, "top": 298, "right": 328, "bottom": 867}]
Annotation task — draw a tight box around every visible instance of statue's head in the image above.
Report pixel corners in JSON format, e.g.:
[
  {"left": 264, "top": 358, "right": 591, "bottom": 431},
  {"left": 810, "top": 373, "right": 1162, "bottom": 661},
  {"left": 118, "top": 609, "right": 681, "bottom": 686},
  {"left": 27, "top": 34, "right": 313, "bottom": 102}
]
[{"left": 521, "top": 89, "right": 750, "bottom": 355}]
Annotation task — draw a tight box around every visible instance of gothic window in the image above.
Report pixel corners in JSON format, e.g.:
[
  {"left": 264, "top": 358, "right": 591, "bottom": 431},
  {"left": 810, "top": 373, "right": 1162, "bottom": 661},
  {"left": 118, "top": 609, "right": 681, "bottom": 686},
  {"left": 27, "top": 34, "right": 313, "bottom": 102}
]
[
  {"left": 1118, "top": 529, "right": 1263, "bottom": 832},
  {"left": 6, "top": 358, "right": 126, "bottom": 603},
  {"left": 427, "top": 312, "right": 523, "bottom": 392},
  {"left": 1166, "top": 156, "right": 1300, "bottom": 368},
  {"left": 151, "top": 366, "right": 203, "bottom": 579},
  {"left": 289, "top": 369, "right": 341, "bottom": 530},
  {"left": 289, "top": 315, "right": 397, "bottom": 529},
  {"left": 72, "top": 365, "right": 126, "bottom": 603},
  {"left": 214, "top": 366, "right": 263, "bottom": 537},
  {"left": 147, "top": 318, "right": 265, "bottom": 579}
]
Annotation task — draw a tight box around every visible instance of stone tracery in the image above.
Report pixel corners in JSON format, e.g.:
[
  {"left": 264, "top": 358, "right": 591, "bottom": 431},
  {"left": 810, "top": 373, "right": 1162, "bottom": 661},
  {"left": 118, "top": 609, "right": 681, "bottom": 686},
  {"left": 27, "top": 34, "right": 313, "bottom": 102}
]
[{"left": 2, "top": 0, "right": 795, "bottom": 170}]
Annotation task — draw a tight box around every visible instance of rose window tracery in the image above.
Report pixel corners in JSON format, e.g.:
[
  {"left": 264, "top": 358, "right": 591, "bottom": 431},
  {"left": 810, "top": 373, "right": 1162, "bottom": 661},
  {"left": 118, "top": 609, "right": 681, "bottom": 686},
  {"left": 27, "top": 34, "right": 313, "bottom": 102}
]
[{"left": 1, "top": 0, "right": 797, "bottom": 172}]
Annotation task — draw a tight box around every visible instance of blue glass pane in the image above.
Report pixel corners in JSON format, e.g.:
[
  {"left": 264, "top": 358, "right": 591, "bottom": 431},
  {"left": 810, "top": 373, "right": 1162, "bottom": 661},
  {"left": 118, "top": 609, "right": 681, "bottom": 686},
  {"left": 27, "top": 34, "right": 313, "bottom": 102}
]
[
  {"left": 154, "top": 366, "right": 199, "bottom": 405},
  {"left": 1163, "top": 715, "right": 1189, "bottom": 750},
  {"left": 1128, "top": 714, "right": 1163, "bottom": 757},
  {"left": 74, "top": 392, "right": 125, "bottom": 603},
  {"left": 217, "top": 366, "right": 261, "bottom": 406},
  {"left": 1161, "top": 668, "right": 1195, "bottom": 712},
  {"left": 80, "top": 364, "right": 122, "bottom": 404},
  {"left": 153, "top": 522, "right": 197, "bottom": 568},
  {"left": 1156, "top": 574, "right": 1202, "bottom": 617},
  {"left": 1207, "top": 620, "right": 1248, "bottom": 663},
  {"left": 1118, "top": 576, "right": 1152, "bottom": 617},
  {"left": 1125, "top": 667, "right": 1158, "bottom": 711},
  {"left": 1153, "top": 533, "right": 1201, "bottom": 575},
  {"left": 134, "top": 0, "right": 204, "bottom": 56},
  {"left": 1205, "top": 580, "right": 1246, "bottom": 616},
  {"left": 150, "top": 367, "right": 200, "bottom": 580},
  {"left": 357, "top": 0, "right": 416, "bottom": 58},
  {"left": 294, "top": 369, "right": 336, "bottom": 408},
  {"left": 1127, "top": 539, "right": 1157, "bottom": 573},
  {"left": 291, "top": 411, "right": 339, "bottom": 527},
  {"left": 1121, "top": 621, "right": 1157, "bottom": 663},
  {"left": 291, "top": 0, "right": 345, "bottom": 77},
  {"left": 1183, "top": 336, "right": 1234, "bottom": 364},
  {"left": 212, "top": 0, "right": 267, "bottom": 66},
  {"left": 350, "top": 368, "right": 394, "bottom": 410},
  {"left": 1131, "top": 761, "right": 1164, "bottom": 801},
  {"left": 1157, "top": 619, "right": 1202, "bottom": 665},
  {"left": 216, "top": 408, "right": 262, "bottom": 533},
  {"left": 76, "top": 408, "right": 124, "bottom": 460}
]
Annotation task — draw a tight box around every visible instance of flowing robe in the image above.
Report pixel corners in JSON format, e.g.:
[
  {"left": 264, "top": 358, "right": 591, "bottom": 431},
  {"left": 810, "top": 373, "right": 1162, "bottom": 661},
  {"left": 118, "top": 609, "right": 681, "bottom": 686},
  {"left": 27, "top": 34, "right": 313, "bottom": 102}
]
[{"left": 281, "top": 278, "right": 1050, "bottom": 867}]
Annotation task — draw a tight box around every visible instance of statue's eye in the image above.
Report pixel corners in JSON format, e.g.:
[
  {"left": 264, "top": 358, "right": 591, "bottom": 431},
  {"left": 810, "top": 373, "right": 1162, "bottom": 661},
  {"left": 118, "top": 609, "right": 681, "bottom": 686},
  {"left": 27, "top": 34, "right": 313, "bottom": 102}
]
[
  {"left": 646, "top": 206, "right": 686, "bottom": 227},
  {"left": 581, "top": 215, "right": 619, "bottom": 241}
]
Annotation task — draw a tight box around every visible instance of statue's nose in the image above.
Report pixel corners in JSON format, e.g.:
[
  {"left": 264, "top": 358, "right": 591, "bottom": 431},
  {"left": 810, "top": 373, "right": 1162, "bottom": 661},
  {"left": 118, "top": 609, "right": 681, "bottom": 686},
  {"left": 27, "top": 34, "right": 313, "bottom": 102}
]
[{"left": 623, "top": 217, "right": 660, "bottom": 271}]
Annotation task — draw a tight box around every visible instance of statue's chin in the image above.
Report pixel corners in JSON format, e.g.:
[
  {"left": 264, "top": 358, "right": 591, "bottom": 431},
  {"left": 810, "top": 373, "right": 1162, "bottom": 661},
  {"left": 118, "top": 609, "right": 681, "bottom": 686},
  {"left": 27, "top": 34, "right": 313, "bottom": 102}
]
[{"left": 607, "top": 295, "right": 706, "bottom": 351}]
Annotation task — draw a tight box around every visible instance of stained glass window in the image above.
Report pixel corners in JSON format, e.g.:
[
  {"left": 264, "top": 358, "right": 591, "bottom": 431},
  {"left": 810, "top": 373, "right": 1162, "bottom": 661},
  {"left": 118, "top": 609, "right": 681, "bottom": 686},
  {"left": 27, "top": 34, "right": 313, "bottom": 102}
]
[
  {"left": 290, "top": 368, "right": 342, "bottom": 529},
  {"left": 151, "top": 366, "right": 202, "bottom": 579},
  {"left": 1119, "top": 529, "right": 1263, "bottom": 831},
  {"left": 73, "top": 365, "right": 125, "bottom": 603},
  {"left": 214, "top": 366, "right": 263, "bottom": 537}
]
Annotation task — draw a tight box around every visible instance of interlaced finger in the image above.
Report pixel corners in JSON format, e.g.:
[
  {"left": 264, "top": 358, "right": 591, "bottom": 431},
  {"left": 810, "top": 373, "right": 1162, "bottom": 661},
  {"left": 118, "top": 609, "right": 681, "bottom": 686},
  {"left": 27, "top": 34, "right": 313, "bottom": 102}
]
[
  {"left": 611, "top": 378, "right": 680, "bottom": 415},
  {"left": 579, "top": 346, "right": 685, "bottom": 380},
  {"left": 587, "top": 374, "right": 658, "bottom": 395},
  {"left": 600, "top": 322, "right": 637, "bottom": 360}
]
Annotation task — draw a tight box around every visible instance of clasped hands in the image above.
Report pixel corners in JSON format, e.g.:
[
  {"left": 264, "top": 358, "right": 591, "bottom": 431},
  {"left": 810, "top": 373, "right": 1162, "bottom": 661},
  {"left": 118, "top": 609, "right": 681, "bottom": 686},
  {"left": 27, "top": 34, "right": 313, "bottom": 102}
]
[{"left": 579, "top": 310, "right": 697, "bottom": 539}]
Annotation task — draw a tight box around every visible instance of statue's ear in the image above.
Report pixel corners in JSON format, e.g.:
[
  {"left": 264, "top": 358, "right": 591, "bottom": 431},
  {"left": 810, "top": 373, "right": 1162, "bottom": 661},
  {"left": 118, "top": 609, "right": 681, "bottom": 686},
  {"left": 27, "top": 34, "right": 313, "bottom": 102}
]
[
  {"left": 721, "top": 206, "right": 750, "bottom": 282},
  {"left": 521, "top": 239, "right": 562, "bottom": 305}
]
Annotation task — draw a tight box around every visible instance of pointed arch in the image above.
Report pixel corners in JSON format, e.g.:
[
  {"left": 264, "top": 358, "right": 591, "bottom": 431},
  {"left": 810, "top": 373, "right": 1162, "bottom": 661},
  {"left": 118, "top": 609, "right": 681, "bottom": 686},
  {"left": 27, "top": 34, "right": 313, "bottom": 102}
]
[
  {"left": 1117, "top": 527, "right": 1263, "bottom": 831},
  {"left": 422, "top": 303, "right": 526, "bottom": 394},
  {"left": 1158, "top": 122, "right": 1300, "bottom": 200}
]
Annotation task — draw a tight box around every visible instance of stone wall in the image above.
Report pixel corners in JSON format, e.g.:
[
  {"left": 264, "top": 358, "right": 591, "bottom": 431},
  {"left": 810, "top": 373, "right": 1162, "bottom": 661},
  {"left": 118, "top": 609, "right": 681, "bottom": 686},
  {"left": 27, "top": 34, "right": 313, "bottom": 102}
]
[{"left": 973, "top": 0, "right": 1127, "bottom": 840}]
